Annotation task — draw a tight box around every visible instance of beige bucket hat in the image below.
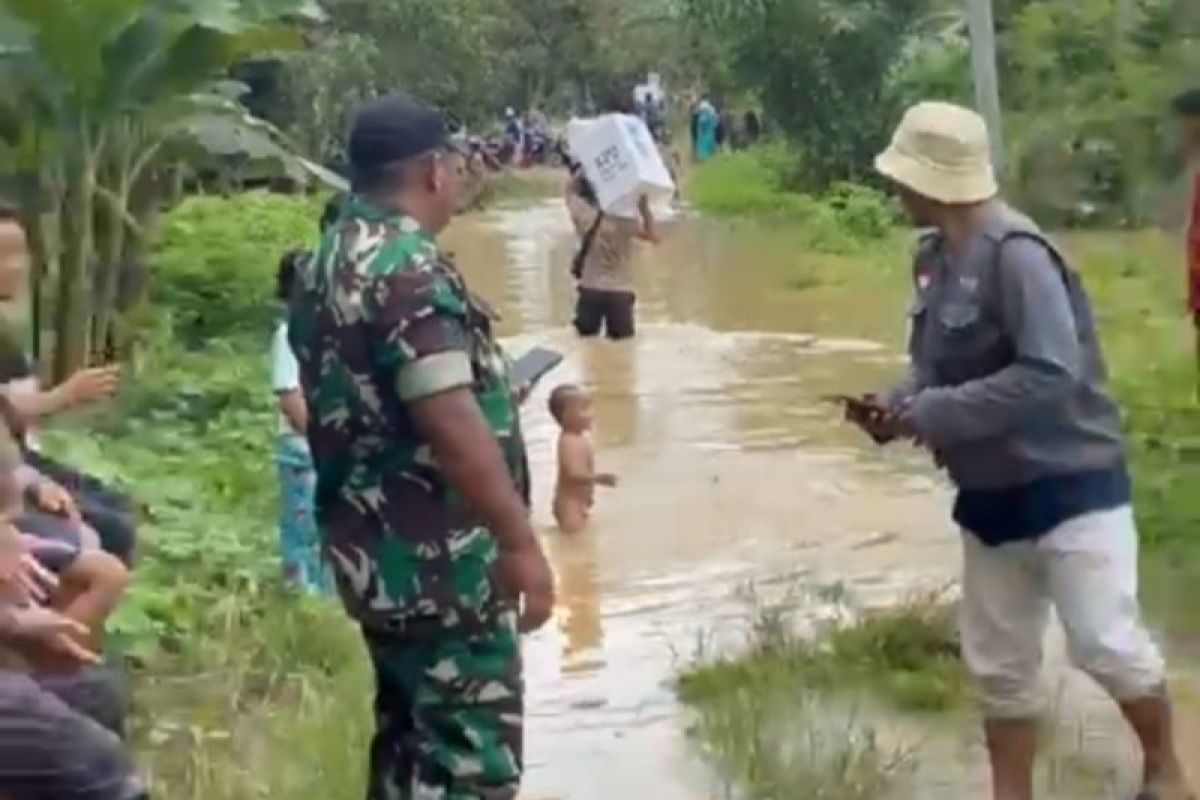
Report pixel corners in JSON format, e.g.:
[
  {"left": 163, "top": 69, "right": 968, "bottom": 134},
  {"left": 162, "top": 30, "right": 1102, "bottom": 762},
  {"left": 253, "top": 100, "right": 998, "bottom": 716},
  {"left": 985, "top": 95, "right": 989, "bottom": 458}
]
[{"left": 874, "top": 101, "right": 998, "bottom": 204}]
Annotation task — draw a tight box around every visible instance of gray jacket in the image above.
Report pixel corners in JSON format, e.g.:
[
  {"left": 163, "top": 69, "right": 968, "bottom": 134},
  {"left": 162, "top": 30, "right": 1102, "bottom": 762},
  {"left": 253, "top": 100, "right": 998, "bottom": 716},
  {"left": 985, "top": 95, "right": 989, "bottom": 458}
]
[{"left": 890, "top": 203, "right": 1125, "bottom": 490}]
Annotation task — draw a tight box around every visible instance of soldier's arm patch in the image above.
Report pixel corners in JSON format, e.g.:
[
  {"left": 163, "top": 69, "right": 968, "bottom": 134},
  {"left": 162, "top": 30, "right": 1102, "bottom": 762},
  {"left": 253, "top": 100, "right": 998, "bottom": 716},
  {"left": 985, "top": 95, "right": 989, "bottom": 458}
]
[
  {"left": 397, "top": 351, "right": 474, "bottom": 401},
  {"left": 370, "top": 254, "right": 473, "bottom": 402}
]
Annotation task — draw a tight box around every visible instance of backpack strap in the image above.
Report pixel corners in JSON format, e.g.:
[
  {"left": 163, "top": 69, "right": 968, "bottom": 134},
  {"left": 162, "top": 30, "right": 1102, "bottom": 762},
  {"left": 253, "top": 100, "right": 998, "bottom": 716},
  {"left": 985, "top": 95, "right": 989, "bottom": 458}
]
[
  {"left": 993, "top": 230, "right": 1101, "bottom": 353},
  {"left": 572, "top": 209, "right": 605, "bottom": 280},
  {"left": 994, "top": 230, "right": 1074, "bottom": 289}
]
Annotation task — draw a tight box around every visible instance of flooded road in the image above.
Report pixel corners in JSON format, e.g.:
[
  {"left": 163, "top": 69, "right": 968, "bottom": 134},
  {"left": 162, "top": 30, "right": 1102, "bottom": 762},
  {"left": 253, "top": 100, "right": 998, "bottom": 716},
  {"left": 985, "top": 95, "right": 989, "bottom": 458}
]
[{"left": 443, "top": 200, "right": 1200, "bottom": 799}]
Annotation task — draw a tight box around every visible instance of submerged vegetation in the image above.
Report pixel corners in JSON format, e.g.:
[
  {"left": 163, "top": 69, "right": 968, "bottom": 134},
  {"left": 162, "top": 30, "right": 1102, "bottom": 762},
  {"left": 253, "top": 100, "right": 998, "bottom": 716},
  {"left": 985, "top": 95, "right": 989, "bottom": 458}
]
[
  {"left": 677, "top": 597, "right": 964, "bottom": 799},
  {"left": 678, "top": 599, "right": 967, "bottom": 715}
]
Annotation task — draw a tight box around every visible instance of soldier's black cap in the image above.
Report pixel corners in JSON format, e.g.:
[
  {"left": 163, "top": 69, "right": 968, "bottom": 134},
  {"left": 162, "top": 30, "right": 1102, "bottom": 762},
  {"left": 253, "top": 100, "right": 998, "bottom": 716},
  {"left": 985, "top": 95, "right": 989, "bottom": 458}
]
[{"left": 348, "top": 93, "right": 460, "bottom": 177}]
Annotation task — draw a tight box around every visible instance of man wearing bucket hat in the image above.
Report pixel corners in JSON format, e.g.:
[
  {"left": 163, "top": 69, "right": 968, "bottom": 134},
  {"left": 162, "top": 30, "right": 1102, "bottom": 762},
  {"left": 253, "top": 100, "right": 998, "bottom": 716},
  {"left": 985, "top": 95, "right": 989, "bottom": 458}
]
[{"left": 854, "top": 101, "right": 1193, "bottom": 800}]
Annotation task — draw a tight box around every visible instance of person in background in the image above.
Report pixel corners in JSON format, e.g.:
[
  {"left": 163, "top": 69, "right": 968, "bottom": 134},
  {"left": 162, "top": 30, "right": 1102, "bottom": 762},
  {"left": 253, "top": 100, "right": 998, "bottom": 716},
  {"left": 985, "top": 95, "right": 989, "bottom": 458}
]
[
  {"left": 527, "top": 105, "right": 549, "bottom": 137},
  {"left": 565, "top": 165, "right": 657, "bottom": 340},
  {"left": 272, "top": 248, "right": 330, "bottom": 594},
  {"left": 1172, "top": 88, "right": 1200, "bottom": 390},
  {"left": 641, "top": 91, "right": 665, "bottom": 143},
  {"left": 688, "top": 94, "right": 701, "bottom": 161},
  {"left": 0, "top": 202, "right": 136, "bottom": 566},
  {"left": 743, "top": 110, "right": 762, "bottom": 147},
  {"left": 271, "top": 195, "right": 343, "bottom": 593},
  {"left": 716, "top": 106, "right": 735, "bottom": 152},
  {"left": 503, "top": 107, "right": 524, "bottom": 166},
  {"left": 0, "top": 421, "right": 145, "bottom": 800},
  {"left": 854, "top": 101, "right": 1192, "bottom": 800},
  {"left": 289, "top": 93, "right": 553, "bottom": 800},
  {"left": 693, "top": 95, "right": 719, "bottom": 162}
]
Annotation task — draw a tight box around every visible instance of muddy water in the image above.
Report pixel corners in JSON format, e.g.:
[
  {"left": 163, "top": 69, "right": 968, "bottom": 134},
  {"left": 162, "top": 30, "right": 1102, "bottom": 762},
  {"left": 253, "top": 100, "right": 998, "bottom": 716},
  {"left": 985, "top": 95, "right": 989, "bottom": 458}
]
[{"left": 442, "top": 201, "right": 1200, "bottom": 799}]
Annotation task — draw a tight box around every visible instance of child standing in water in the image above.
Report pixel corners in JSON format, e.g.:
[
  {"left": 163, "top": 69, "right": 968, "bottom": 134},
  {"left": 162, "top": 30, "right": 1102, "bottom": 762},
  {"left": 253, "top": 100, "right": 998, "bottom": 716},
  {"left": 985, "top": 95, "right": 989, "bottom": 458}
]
[{"left": 549, "top": 385, "right": 617, "bottom": 533}]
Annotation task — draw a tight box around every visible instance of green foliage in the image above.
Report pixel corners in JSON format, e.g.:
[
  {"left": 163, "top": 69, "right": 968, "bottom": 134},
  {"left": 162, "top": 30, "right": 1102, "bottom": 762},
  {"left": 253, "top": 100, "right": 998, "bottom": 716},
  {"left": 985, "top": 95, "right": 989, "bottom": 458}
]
[
  {"left": 999, "top": 0, "right": 1200, "bottom": 226},
  {"left": 0, "top": 0, "right": 320, "bottom": 380},
  {"left": 270, "top": 0, "right": 697, "bottom": 164},
  {"left": 150, "top": 192, "right": 322, "bottom": 344},
  {"left": 678, "top": 600, "right": 967, "bottom": 715},
  {"left": 687, "top": 150, "right": 799, "bottom": 216},
  {"left": 675, "top": 0, "right": 1197, "bottom": 227},
  {"left": 889, "top": 26, "right": 973, "bottom": 108},
  {"left": 680, "top": 0, "right": 932, "bottom": 191},
  {"left": 687, "top": 149, "right": 898, "bottom": 254},
  {"left": 823, "top": 182, "right": 896, "bottom": 241}
]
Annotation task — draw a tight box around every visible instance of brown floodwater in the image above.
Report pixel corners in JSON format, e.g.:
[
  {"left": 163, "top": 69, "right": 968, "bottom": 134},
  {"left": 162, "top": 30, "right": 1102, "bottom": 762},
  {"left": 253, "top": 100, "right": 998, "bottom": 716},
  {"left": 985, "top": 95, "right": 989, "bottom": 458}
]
[{"left": 442, "top": 200, "right": 1200, "bottom": 800}]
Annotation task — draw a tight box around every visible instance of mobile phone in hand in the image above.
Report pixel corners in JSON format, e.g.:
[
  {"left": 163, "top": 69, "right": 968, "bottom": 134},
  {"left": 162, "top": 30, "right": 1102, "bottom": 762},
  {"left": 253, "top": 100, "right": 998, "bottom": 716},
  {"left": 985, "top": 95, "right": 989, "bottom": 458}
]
[
  {"left": 821, "top": 394, "right": 885, "bottom": 417},
  {"left": 510, "top": 347, "right": 564, "bottom": 391}
]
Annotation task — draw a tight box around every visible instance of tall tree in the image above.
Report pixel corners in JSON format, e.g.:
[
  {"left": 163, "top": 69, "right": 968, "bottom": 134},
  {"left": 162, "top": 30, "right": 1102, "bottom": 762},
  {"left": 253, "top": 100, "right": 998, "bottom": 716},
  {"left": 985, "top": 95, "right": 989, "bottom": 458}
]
[{"left": 681, "top": 0, "right": 931, "bottom": 189}]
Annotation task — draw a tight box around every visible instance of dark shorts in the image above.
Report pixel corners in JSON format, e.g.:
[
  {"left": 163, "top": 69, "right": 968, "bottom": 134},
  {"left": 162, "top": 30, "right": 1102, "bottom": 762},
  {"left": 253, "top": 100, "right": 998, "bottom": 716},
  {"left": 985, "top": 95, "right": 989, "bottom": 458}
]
[
  {"left": 23, "top": 453, "right": 137, "bottom": 565},
  {"left": 17, "top": 510, "right": 86, "bottom": 571},
  {"left": 0, "top": 670, "right": 143, "bottom": 800},
  {"left": 362, "top": 609, "right": 523, "bottom": 800},
  {"left": 573, "top": 289, "right": 636, "bottom": 340}
]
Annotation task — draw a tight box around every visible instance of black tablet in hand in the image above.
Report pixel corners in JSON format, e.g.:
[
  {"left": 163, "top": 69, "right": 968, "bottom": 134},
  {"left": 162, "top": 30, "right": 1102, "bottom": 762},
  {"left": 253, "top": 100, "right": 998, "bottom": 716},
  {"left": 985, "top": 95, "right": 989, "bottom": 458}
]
[{"left": 510, "top": 347, "right": 564, "bottom": 389}]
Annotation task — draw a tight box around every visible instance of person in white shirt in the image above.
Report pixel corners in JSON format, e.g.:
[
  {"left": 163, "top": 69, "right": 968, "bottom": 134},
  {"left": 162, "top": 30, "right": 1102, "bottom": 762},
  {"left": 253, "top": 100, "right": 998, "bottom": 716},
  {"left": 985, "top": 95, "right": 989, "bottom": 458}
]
[{"left": 271, "top": 248, "right": 330, "bottom": 593}]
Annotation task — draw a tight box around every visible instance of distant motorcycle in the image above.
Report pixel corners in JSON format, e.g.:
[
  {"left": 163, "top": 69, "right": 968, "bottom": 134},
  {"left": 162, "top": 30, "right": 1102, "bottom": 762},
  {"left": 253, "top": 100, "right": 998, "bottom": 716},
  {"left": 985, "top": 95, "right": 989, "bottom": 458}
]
[{"left": 524, "top": 130, "right": 565, "bottom": 167}]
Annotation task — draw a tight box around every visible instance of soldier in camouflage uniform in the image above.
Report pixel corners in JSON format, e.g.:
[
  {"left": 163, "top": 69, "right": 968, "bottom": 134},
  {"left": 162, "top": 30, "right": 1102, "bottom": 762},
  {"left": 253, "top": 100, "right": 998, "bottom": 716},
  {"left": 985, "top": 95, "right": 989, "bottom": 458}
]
[{"left": 288, "top": 94, "right": 555, "bottom": 800}]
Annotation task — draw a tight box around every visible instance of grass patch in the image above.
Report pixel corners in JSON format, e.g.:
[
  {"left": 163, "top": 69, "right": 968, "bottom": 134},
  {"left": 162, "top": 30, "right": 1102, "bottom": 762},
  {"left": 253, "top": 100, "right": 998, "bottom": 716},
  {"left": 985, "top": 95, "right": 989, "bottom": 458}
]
[
  {"left": 685, "top": 147, "right": 898, "bottom": 255},
  {"left": 678, "top": 598, "right": 968, "bottom": 715},
  {"left": 129, "top": 596, "right": 370, "bottom": 800},
  {"left": 678, "top": 598, "right": 963, "bottom": 799},
  {"left": 689, "top": 693, "right": 914, "bottom": 800}
]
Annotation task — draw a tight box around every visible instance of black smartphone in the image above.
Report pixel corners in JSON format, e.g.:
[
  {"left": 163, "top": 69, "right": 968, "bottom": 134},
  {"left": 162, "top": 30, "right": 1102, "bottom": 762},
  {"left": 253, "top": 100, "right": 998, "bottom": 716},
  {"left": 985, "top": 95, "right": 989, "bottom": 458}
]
[
  {"left": 820, "top": 394, "right": 884, "bottom": 416},
  {"left": 510, "top": 347, "right": 564, "bottom": 389}
]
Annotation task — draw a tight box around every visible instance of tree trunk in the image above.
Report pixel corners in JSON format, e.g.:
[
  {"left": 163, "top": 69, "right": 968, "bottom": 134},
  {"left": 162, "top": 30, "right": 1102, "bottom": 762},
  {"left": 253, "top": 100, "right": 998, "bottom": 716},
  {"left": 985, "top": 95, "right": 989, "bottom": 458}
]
[
  {"left": 93, "top": 124, "right": 134, "bottom": 362},
  {"left": 52, "top": 128, "right": 101, "bottom": 383}
]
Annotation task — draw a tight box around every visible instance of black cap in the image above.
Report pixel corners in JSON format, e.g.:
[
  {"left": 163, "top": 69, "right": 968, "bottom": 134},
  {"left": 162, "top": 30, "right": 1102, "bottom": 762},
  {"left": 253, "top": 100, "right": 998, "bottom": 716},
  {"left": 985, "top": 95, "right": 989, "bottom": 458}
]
[{"left": 348, "top": 93, "right": 455, "bottom": 175}]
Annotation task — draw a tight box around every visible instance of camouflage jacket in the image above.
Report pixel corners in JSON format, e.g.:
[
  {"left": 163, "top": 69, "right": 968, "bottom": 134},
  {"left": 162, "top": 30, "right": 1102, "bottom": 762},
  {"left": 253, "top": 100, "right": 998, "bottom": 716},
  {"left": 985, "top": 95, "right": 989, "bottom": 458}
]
[{"left": 288, "top": 195, "right": 528, "bottom": 632}]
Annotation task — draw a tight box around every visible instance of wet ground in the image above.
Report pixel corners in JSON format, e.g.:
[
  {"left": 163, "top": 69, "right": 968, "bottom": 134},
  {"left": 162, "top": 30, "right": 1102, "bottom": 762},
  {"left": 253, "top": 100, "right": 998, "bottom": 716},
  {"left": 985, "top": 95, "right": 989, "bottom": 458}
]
[{"left": 443, "top": 199, "right": 1200, "bottom": 799}]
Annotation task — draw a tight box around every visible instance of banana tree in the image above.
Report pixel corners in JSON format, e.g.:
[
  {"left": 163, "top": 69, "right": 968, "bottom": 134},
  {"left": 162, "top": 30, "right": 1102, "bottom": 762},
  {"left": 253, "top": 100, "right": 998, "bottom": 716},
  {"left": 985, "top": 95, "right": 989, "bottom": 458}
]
[{"left": 0, "top": 0, "right": 323, "bottom": 380}]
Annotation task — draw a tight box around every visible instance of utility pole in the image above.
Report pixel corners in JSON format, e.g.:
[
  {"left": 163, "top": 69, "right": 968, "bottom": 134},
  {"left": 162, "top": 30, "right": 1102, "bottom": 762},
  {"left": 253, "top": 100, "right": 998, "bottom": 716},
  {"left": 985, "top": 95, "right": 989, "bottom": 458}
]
[{"left": 965, "top": 0, "right": 1004, "bottom": 173}]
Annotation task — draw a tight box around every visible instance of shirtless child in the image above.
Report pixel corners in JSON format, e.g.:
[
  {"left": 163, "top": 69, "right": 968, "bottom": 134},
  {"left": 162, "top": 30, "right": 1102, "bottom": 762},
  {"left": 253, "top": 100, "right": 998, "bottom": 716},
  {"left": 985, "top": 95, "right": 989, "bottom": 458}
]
[{"left": 550, "top": 385, "right": 617, "bottom": 533}]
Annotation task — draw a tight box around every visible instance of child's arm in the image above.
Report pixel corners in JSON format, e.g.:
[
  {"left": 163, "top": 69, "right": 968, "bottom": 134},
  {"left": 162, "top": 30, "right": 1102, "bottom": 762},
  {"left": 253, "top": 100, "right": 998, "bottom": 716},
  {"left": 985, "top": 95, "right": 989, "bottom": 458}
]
[
  {"left": 559, "top": 435, "right": 618, "bottom": 487},
  {"left": 1, "top": 368, "right": 119, "bottom": 424},
  {"left": 272, "top": 326, "right": 308, "bottom": 435},
  {"left": 277, "top": 390, "right": 308, "bottom": 435}
]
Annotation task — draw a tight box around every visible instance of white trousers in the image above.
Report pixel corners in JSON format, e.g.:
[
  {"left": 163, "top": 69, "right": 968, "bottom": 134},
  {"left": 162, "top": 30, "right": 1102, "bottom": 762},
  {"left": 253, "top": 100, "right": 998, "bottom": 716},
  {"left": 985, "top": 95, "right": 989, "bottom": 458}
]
[{"left": 960, "top": 506, "right": 1165, "bottom": 719}]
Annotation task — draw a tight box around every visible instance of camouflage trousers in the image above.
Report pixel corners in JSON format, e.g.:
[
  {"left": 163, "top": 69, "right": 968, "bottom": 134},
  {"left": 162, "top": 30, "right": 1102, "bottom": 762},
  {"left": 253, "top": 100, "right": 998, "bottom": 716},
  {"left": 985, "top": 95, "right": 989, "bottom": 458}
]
[{"left": 362, "top": 609, "right": 523, "bottom": 800}]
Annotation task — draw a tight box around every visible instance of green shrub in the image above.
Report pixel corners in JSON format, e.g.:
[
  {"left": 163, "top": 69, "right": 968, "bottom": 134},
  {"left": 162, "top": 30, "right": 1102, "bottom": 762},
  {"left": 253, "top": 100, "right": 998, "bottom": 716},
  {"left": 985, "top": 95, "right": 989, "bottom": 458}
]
[
  {"left": 824, "top": 182, "right": 897, "bottom": 241},
  {"left": 687, "top": 150, "right": 791, "bottom": 217},
  {"left": 151, "top": 192, "right": 324, "bottom": 346},
  {"left": 687, "top": 150, "right": 897, "bottom": 255}
]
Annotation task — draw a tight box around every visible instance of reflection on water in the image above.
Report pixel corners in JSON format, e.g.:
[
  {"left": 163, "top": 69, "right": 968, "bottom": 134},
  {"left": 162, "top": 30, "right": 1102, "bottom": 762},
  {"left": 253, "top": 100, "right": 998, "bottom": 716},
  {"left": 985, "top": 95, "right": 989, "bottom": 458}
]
[
  {"left": 444, "top": 200, "right": 956, "bottom": 799},
  {"left": 546, "top": 530, "right": 604, "bottom": 674},
  {"left": 443, "top": 200, "right": 1200, "bottom": 799}
]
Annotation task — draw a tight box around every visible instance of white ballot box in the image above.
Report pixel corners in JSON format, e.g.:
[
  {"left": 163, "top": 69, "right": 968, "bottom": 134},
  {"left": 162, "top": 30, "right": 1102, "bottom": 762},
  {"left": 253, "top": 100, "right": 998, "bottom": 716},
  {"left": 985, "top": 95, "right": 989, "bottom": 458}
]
[{"left": 567, "top": 114, "right": 675, "bottom": 219}]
